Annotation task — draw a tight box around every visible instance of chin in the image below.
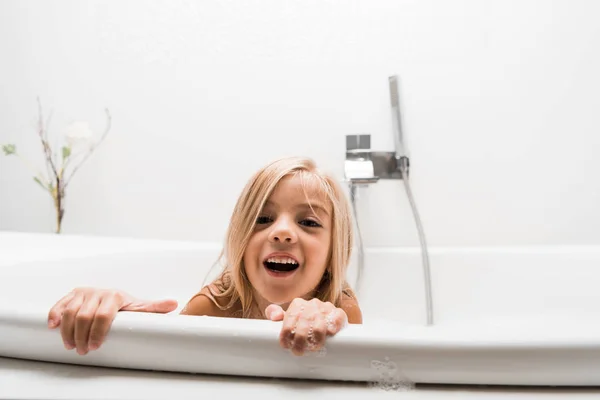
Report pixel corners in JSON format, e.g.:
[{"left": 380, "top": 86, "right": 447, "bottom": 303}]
[{"left": 262, "top": 291, "right": 295, "bottom": 305}]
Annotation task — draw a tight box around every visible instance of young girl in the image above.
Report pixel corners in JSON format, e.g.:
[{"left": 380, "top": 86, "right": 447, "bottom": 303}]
[{"left": 47, "top": 156, "right": 363, "bottom": 357}]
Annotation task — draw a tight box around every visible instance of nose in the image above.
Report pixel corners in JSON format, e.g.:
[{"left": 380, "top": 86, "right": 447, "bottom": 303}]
[{"left": 268, "top": 216, "right": 298, "bottom": 244}]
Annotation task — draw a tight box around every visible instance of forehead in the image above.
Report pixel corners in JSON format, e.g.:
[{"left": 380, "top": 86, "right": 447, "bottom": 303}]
[{"left": 266, "top": 173, "right": 331, "bottom": 211}]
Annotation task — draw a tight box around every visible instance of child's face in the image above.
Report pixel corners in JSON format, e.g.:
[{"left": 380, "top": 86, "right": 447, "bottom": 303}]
[{"left": 243, "top": 174, "right": 332, "bottom": 307}]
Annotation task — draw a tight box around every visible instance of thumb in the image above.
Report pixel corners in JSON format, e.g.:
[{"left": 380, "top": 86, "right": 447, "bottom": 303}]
[
  {"left": 122, "top": 298, "right": 179, "bottom": 314},
  {"left": 265, "top": 304, "right": 284, "bottom": 321}
]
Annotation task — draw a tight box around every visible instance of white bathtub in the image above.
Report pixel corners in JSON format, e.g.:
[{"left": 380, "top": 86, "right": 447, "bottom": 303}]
[{"left": 2, "top": 231, "right": 600, "bottom": 399}]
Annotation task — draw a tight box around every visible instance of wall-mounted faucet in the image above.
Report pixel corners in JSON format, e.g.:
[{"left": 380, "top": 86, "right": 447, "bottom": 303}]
[
  {"left": 344, "top": 134, "right": 378, "bottom": 185},
  {"left": 344, "top": 76, "right": 410, "bottom": 184},
  {"left": 344, "top": 75, "right": 434, "bottom": 327},
  {"left": 344, "top": 134, "right": 405, "bottom": 183}
]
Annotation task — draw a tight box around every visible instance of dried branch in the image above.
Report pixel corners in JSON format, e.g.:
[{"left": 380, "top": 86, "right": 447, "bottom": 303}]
[
  {"left": 14, "top": 153, "right": 50, "bottom": 192},
  {"left": 44, "top": 110, "right": 54, "bottom": 182},
  {"left": 2, "top": 98, "right": 112, "bottom": 234},
  {"left": 63, "top": 108, "right": 112, "bottom": 189},
  {"left": 36, "top": 97, "right": 60, "bottom": 181},
  {"left": 44, "top": 109, "right": 52, "bottom": 142},
  {"left": 61, "top": 149, "right": 84, "bottom": 171}
]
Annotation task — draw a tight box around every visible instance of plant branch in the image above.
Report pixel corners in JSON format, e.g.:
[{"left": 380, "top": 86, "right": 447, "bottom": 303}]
[
  {"left": 36, "top": 97, "right": 60, "bottom": 182},
  {"left": 44, "top": 109, "right": 53, "bottom": 143},
  {"left": 63, "top": 108, "right": 112, "bottom": 189},
  {"left": 13, "top": 154, "right": 50, "bottom": 192},
  {"left": 61, "top": 151, "right": 79, "bottom": 172}
]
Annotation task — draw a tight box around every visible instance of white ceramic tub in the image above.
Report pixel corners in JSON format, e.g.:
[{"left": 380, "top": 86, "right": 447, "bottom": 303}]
[{"left": 2, "top": 231, "right": 600, "bottom": 400}]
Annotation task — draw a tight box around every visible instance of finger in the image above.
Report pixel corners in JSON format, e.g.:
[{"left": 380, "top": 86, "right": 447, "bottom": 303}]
[
  {"left": 60, "top": 292, "right": 85, "bottom": 350},
  {"left": 279, "top": 307, "right": 301, "bottom": 349},
  {"left": 123, "top": 298, "right": 178, "bottom": 313},
  {"left": 325, "top": 308, "right": 348, "bottom": 336},
  {"left": 88, "top": 295, "right": 121, "bottom": 351},
  {"left": 265, "top": 304, "right": 284, "bottom": 321},
  {"left": 47, "top": 291, "right": 75, "bottom": 328},
  {"left": 290, "top": 315, "right": 312, "bottom": 356},
  {"left": 308, "top": 317, "right": 328, "bottom": 352},
  {"left": 74, "top": 292, "right": 101, "bottom": 355}
]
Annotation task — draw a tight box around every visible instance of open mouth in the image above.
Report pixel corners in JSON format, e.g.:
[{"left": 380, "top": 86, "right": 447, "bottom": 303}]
[{"left": 263, "top": 257, "right": 300, "bottom": 273}]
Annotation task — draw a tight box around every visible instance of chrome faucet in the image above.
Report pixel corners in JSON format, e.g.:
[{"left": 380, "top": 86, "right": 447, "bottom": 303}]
[
  {"left": 344, "top": 75, "right": 434, "bottom": 326},
  {"left": 344, "top": 135, "right": 405, "bottom": 183},
  {"left": 343, "top": 76, "right": 410, "bottom": 183},
  {"left": 344, "top": 134, "right": 379, "bottom": 185}
]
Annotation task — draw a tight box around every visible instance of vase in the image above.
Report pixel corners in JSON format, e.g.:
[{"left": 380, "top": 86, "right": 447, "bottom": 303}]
[{"left": 52, "top": 191, "right": 65, "bottom": 234}]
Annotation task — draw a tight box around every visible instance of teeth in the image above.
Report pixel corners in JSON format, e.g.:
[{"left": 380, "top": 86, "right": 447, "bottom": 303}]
[{"left": 266, "top": 257, "right": 298, "bottom": 265}]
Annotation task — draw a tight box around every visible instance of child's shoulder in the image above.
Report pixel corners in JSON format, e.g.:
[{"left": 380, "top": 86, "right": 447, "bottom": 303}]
[
  {"left": 340, "top": 284, "right": 363, "bottom": 324},
  {"left": 180, "top": 273, "right": 242, "bottom": 318}
]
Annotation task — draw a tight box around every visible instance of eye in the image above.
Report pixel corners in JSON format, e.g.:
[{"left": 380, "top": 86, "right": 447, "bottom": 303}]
[
  {"left": 256, "top": 216, "right": 272, "bottom": 224},
  {"left": 300, "top": 219, "right": 322, "bottom": 228}
]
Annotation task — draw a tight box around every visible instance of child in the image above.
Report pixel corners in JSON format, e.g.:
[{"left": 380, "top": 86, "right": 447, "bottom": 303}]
[{"left": 47, "top": 156, "right": 363, "bottom": 357}]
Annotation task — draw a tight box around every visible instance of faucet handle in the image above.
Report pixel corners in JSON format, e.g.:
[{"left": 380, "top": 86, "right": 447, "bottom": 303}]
[
  {"left": 346, "top": 134, "right": 371, "bottom": 153},
  {"left": 344, "top": 134, "right": 379, "bottom": 184},
  {"left": 344, "top": 133, "right": 404, "bottom": 181}
]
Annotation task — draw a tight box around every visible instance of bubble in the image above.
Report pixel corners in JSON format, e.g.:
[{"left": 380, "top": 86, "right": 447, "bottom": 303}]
[
  {"left": 316, "top": 347, "right": 327, "bottom": 357},
  {"left": 369, "top": 358, "right": 414, "bottom": 391},
  {"left": 307, "top": 324, "right": 316, "bottom": 349},
  {"left": 325, "top": 312, "right": 335, "bottom": 331}
]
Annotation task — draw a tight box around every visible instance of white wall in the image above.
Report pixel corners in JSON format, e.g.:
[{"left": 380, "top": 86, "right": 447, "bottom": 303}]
[{"left": 1, "top": 0, "right": 599, "bottom": 248}]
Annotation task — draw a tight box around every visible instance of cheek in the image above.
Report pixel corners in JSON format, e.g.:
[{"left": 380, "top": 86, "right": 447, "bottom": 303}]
[
  {"left": 243, "top": 233, "right": 262, "bottom": 266},
  {"left": 307, "top": 234, "right": 331, "bottom": 265}
]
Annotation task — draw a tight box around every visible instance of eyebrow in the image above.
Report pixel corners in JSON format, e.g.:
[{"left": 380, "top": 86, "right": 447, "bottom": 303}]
[{"left": 264, "top": 200, "right": 330, "bottom": 216}]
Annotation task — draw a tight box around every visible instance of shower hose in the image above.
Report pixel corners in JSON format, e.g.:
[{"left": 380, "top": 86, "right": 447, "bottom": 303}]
[{"left": 350, "top": 156, "right": 434, "bottom": 326}]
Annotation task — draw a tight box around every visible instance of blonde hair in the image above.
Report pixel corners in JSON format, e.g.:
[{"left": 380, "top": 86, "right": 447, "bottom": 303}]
[{"left": 206, "top": 156, "right": 355, "bottom": 318}]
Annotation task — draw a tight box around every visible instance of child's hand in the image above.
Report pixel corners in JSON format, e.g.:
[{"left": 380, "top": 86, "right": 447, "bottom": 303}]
[
  {"left": 265, "top": 298, "right": 348, "bottom": 356},
  {"left": 48, "top": 287, "right": 178, "bottom": 355}
]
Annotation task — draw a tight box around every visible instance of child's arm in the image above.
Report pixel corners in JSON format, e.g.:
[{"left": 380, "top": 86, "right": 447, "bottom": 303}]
[
  {"left": 179, "top": 289, "right": 231, "bottom": 317},
  {"left": 340, "top": 297, "right": 363, "bottom": 324}
]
